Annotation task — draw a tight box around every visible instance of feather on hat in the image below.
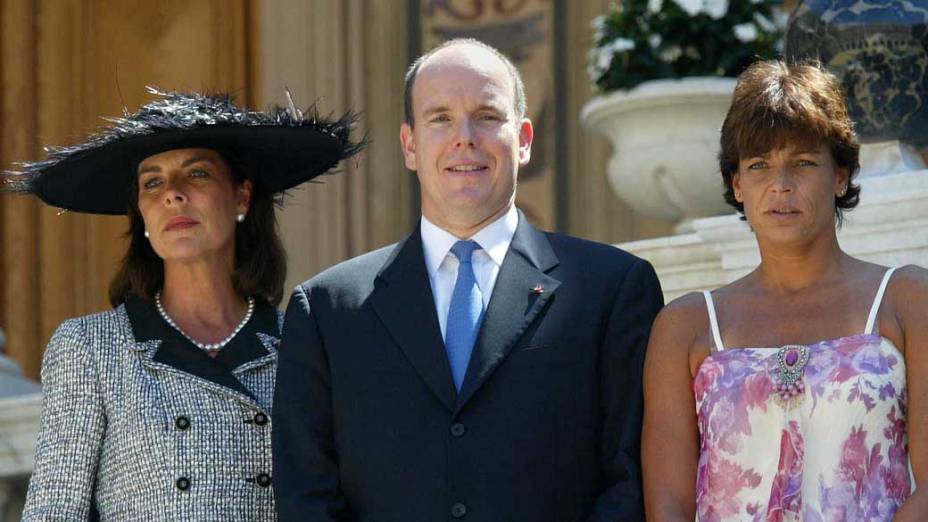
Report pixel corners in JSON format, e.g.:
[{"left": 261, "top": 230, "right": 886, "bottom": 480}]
[{"left": 2, "top": 87, "right": 365, "bottom": 215}]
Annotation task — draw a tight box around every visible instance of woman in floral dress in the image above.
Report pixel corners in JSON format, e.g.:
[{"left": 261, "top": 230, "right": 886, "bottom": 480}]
[{"left": 642, "top": 60, "right": 927, "bottom": 521}]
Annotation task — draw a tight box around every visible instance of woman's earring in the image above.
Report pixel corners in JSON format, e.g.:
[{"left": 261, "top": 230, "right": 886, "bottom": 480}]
[
  {"left": 236, "top": 213, "right": 246, "bottom": 223},
  {"left": 838, "top": 185, "right": 847, "bottom": 197},
  {"left": 144, "top": 230, "right": 150, "bottom": 239}
]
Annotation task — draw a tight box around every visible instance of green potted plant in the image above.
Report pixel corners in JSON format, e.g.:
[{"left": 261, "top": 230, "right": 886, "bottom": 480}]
[{"left": 581, "top": 0, "right": 781, "bottom": 228}]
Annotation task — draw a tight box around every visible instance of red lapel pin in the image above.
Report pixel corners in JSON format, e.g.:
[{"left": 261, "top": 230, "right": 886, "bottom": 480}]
[{"left": 532, "top": 284, "right": 544, "bottom": 295}]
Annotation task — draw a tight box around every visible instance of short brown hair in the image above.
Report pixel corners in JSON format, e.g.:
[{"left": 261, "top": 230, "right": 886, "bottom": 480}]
[
  {"left": 108, "top": 150, "right": 287, "bottom": 307},
  {"left": 404, "top": 38, "right": 526, "bottom": 126},
  {"left": 719, "top": 60, "right": 861, "bottom": 224}
]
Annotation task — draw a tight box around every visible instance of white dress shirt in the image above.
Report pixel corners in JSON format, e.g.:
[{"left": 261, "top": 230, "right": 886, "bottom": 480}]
[{"left": 420, "top": 205, "right": 519, "bottom": 340}]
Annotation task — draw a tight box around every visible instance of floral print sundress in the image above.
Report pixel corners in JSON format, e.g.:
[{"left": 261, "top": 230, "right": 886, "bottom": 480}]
[{"left": 694, "top": 268, "right": 913, "bottom": 521}]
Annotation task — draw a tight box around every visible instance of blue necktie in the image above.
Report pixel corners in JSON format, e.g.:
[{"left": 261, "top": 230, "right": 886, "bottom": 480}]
[{"left": 445, "top": 240, "right": 484, "bottom": 391}]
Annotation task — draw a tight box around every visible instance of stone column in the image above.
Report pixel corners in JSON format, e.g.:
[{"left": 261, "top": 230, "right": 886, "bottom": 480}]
[{"left": 257, "top": 0, "right": 414, "bottom": 290}]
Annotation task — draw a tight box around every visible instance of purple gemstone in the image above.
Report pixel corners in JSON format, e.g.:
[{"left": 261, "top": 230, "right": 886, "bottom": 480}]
[{"left": 785, "top": 350, "right": 799, "bottom": 366}]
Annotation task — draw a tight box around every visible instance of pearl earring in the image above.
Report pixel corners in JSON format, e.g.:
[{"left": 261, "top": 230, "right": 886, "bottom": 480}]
[
  {"left": 144, "top": 230, "right": 150, "bottom": 238},
  {"left": 236, "top": 213, "right": 246, "bottom": 223},
  {"left": 838, "top": 186, "right": 847, "bottom": 197}
]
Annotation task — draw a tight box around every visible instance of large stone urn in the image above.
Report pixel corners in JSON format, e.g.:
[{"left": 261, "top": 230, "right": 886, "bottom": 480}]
[{"left": 581, "top": 77, "right": 736, "bottom": 231}]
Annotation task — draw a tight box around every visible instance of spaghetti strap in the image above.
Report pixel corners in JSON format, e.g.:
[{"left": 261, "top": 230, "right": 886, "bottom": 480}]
[
  {"left": 864, "top": 267, "right": 897, "bottom": 335},
  {"left": 702, "top": 291, "right": 726, "bottom": 351}
]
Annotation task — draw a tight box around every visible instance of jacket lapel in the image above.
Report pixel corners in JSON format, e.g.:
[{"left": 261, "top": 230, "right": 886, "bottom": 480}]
[
  {"left": 124, "top": 295, "right": 276, "bottom": 410},
  {"left": 455, "top": 214, "right": 561, "bottom": 411},
  {"left": 370, "top": 228, "right": 457, "bottom": 412},
  {"left": 137, "top": 348, "right": 267, "bottom": 410}
]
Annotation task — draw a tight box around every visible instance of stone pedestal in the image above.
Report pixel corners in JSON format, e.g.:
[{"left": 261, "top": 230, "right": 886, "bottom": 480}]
[
  {"left": 619, "top": 169, "right": 928, "bottom": 301},
  {"left": 0, "top": 356, "right": 41, "bottom": 522}
]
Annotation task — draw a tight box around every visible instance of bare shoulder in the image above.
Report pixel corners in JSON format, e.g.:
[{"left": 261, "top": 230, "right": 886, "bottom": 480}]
[
  {"left": 658, "top": 291, "right": 709, "bottom": 324},
  {"left": 646, "top": 291, "right": 713, "bottom": 386},
  {"left": 888, "top": 264, "right": 928, "bottom": 316},
  {"left": 650, "top": 291, "right": 710, "bottom": 353},
  {"left": 890, "top": 264, "right": 928, "bottom": 287}
]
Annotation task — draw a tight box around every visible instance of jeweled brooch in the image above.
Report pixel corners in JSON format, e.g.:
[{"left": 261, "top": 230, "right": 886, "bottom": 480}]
[{"left": 774, "top": 344, "right": 809, "bottom": 407}]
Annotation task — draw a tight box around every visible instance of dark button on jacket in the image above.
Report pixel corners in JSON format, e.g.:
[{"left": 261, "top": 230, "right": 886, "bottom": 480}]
[
  {"left": 175, "top": 416, "right": 191, "bottom": 430},
  {"left": 175, "top": 477, "right": 191, "bottom": 491},
  {"left": 451, "top": 502, "right": 467, "bottom": 518},
  {"left": 449, "top": 422, "right": 466, "bottom": 437},
  {"left": 255, "top": 473, "right": 272, "bottom": 488},
  {"left": 253, "top": 412, "right": 269, "bottom": 426}
]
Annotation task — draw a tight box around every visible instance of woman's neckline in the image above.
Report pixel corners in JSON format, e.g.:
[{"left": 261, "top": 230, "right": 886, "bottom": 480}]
[
  {"left": 712, "top": 332, "right": 886, "bottom": 352},
  {"left": 692, "top": 333, "right": 905, "bottom": 381}
]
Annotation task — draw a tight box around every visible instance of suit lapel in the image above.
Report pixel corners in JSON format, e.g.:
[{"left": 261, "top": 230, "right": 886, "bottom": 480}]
[
  {"left": 455, "top": 214, "right": 561, "bottom": 411},
  {"left": 370, "top": 228, "right": 457, "bottom": 412}
]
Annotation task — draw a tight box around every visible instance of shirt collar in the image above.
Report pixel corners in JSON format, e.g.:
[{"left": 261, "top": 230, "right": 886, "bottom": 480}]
[{"left": 420, "top": 205, "right": 518, "bottom": 275}]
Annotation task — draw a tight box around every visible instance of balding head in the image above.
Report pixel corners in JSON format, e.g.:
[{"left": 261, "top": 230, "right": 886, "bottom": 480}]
[{"left": 404, "top": 38, "right": 526, "bottom": 127}]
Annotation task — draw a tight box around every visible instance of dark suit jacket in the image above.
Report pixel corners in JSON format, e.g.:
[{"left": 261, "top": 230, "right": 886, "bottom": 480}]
[{"left": 273, "top": 214, "right": 663, "bottom": 522}]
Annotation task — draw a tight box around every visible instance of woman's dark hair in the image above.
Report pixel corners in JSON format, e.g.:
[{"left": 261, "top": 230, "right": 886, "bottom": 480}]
[
  {"left": 108, "top": 149, "right": 287, "bottom": 307},
  {"left": 719, "top": 60, "right": 861, "bottom": 224}
]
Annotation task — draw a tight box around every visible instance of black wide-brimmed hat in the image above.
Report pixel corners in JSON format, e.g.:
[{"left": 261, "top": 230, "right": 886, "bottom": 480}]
[{"left": 2, "top": 87, "right": 365, "bottom": 215}]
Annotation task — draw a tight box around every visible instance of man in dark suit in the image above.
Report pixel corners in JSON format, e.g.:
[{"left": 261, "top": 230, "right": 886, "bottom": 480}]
[{"left": 273, "top": 38, "right": 663, "bottom": 522}]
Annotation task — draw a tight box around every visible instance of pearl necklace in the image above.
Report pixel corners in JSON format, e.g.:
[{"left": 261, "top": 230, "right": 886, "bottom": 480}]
[{"left": 155, "top": 292, "right": 255, "bottom": 354}]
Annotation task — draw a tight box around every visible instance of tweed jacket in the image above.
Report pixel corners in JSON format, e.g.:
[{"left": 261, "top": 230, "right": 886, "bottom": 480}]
[{"left": 22, "top": 296, "right": 281, "bottom": 522}]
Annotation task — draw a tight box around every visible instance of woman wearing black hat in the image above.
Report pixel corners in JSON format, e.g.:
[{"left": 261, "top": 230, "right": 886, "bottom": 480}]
[{"left": 6, "top": 88, "right": 363, "bottom": 521}]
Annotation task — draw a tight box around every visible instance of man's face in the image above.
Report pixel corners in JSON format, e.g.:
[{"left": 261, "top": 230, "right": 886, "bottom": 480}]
[{"left": 400, "top": 45, "right": 533, "bottom": 235}]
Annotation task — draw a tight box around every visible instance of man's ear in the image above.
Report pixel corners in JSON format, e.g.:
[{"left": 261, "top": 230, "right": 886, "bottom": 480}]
[
  {"left": 518, "top": 118, "right": 533, "bottom": 167},
  {"left": 400, "top": 123, "right": 417, "bottom": 171}
]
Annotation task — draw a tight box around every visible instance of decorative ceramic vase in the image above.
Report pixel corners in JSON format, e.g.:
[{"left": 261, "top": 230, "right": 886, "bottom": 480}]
[
  {"left": 786, "top": 0, "right": 928, "bottom": 148},
  {"left": 581, "top": 77, "right": 736, "bottom": 230}
]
